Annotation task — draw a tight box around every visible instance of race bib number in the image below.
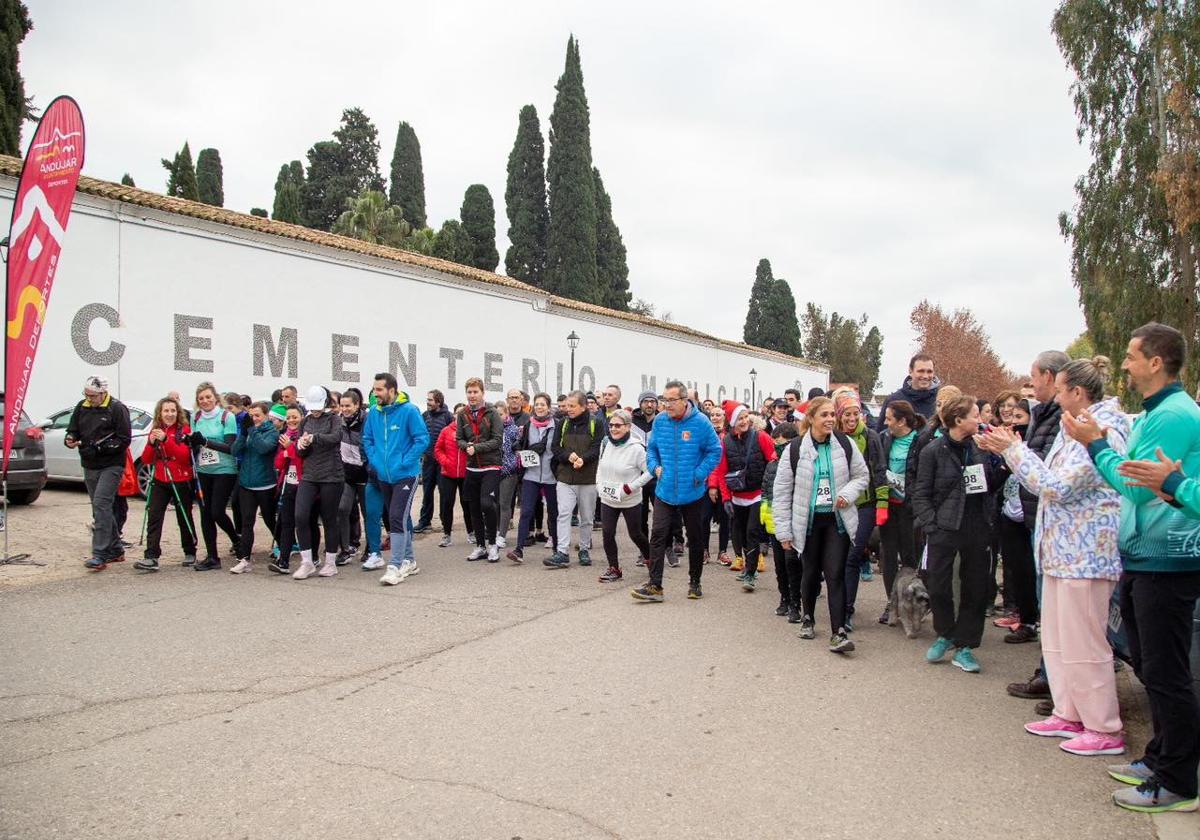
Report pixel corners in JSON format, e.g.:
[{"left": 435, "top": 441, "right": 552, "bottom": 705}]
[
  {"left": 963, "top": 463, "right": 987, "bottom": 495},
  {"left": 886, "top": 469, "right": 905, "bottom": 495},
  {"left": 197, "top": 447, "right": 219, "bottom": 467},
  {"left": 518, "top": 450, "right": 540, "bottom": 469},
  {"left": 815, "top": 478, "right": 833, "bottom": 508},
  {"left": 600, "top": 482, "right": 622, "bottom": 503},
  {"left": 285, "top": 465, "right": 299, "bottom": 486}
]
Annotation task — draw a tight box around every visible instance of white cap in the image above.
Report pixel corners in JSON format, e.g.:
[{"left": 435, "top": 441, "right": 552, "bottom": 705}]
[
  {"left": 303, "top": 385, "right": 328, "bottom": 412},
  {"left": 83, "top": 375, "right": 109, "bottom": 394}
]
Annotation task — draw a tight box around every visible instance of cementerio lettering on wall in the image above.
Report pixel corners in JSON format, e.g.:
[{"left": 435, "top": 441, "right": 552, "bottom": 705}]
[
  {"left": 71, "top": 302, "right": 125, "bottom": 366},
  {"left": 389, "top": 342, "right": 417, "bottom": 386},
  {"left": 252, "top": 323, "right": 297, "bottom": 378},
  {"left": 483, "top": 353, "right": 503, "bottom": 392},
  {"left": 174, "top": 313, "right": 213, "bottom": 373},
  {"left": 332, "top": 334, "right": 359, "bottom": 383},
  {"left": 521, "top": 358, "right": 540, "bottom": 395},
  {"left": 439, "top": 346, "right": 463, "bottom": 389}
]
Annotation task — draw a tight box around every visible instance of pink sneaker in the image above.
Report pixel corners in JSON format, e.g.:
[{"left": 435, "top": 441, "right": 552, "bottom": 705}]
[
  {"left": 1023, "top": 715, "right": 1085, "bottom": 738},
  {"left": 993, "top": 615, "right": 1021, "bottom": 629},
  {"left": 1059, "top": 730, "right": 1126, "bottom": 756}
]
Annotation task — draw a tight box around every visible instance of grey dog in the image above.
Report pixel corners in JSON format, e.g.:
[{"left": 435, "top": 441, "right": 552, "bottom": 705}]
[{"left": 888, "top": 566, "right": 931, "bottom": 639}]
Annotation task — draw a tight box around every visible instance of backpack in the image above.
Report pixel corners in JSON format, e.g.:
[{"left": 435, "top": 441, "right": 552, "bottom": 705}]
[{"left": 788, "top": 431, "right": 854, "bottom": 475}]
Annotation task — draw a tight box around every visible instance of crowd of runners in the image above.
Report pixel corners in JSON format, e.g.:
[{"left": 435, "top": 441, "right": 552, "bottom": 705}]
[{"left": 61, "top": 320, "right": 1200, "bottom": 814}]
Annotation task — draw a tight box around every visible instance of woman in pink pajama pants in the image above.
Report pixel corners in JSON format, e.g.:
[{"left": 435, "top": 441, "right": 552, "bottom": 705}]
[{"left": 978, "top": 356, "right": 1131, "bottom": 756}]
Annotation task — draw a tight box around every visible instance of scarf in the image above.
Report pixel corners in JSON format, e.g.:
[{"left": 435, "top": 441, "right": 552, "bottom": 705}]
[
  {"left": 607, "top": 431, "right": 630, "bottom": 446},
  {"left": 197, "top": 406, "right": 221, "bottom": 421},
  {"left": 530, "top": 414, "right": 553, "bottom": 429}
]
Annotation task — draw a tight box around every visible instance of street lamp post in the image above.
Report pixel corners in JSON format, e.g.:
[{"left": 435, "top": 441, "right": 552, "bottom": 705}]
[
  {"left": 749, "top": 368, "right": 757, "bottom": 409},
  {"left": 567, "top": 331, "right": 580, "bottom": 391}
]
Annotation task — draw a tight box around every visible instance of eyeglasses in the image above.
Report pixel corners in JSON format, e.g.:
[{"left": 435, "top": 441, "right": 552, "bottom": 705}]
[
  {"left": 609, "top": 421, "right": 627, "bottom": 428},
  {"left": 663, "top": 397, "right": 684, "bottom": 404}
]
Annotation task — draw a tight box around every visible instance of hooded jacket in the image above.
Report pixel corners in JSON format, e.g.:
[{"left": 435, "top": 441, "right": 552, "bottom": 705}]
[
  {"left": 66, "top": 394, "right": 133, "bottom": 471},
  {"left": 456, "top": 404, "right": 503, "bottom": 469},
  {"left": 422, "top": 404, "right": 454, "bottom": 455},
  {"left": 341, "top": 409, "right": 368, "bottom": 485},
  {"left": 845, "top": 419, "right": 888, "bottom": 509},
  {"left": 233, "top": 420, "right": 280, "bottom": 489},
  {"left": 363, "top": 392, "right": 429, "bottom": 483},
  {"left": 140, "top": 422, "right": 194, "bottom": 483},
  {"left": 646, "top": 402, "right": 723, "bottom": 506},
  {"left": 911, "top": 434, "right": 1000, "bottom": 536},
  {"left": 434, "top": 423, "right": 466, "bottom": 479},
  {"left": 875, "top": 376, "right": 941, "bottom": 432},
  {"left": 772, "top": 430, "right": 870, "bottom": 551},
  {"left": 596, "top": 434, "right": 653, "bottom": 508},
  {"left": 296, "top": 411, "right": 345, "bottom": 484},
  {"left": 517, "top": 416, "right": 556, "bottom": 484},
  {"left": 1018, "top": 398, "right": 1063, "bottom": 528}
]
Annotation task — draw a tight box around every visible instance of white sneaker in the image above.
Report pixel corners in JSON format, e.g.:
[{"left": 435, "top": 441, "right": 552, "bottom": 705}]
[
  {"left": 318, "top": 553, "right": 338, "bottom": 577},
  {"left": 467, "top": 546, "right": 486, "bottom": 561},
  {"left": 380, "top": 565, "right": 404, "bottom": 586},
  {"left": 496, "top": 535, "right": 507, "bottom": 548},
  {"left": 361, "top": 552, "right": 385, "bottom": 571},
  {"left": 487, "top": 543, "right": 499, "bottom": 562},
  {"left": 400, "top": 560, "right": 419, "bottom": 577},
  {"left": 293, "top": 559, "right": 317, "bottom": 580},
  {"left": 438, "top": 534, "right": 452, "bottom": 548},
  {"left": 230, "top": 558, "right": 252, "bottom": 574}
]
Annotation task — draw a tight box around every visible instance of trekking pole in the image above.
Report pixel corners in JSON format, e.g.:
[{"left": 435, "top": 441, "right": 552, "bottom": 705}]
[
  {"left": 159, "top": 455, "right": 196, "bottom": 543},
  {"left": 138, "top": 449, "right": 156, "bottom": 546}
]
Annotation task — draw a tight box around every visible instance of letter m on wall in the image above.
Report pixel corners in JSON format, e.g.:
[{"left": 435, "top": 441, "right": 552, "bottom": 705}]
[{"left": 253, "top": 324, "right": 298, "bottom": 378}]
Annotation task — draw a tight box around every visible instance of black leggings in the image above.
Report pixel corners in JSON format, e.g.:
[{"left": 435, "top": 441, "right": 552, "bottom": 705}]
[
  {"left": 771, "top": 536, "right": 791, "bottom": 601},
  {"left": 729, "top": 502, "right": 764, "bottom": 569},
  {"left": 879, "top": 502, "right": 917, "bottom": 598},
  {"left": 798, "top": 512, "right": 850, "bottom": 633},
  {"left": 464, "top": 469, "right": 501, "bottom": 546},
  {"left": 339, "top": 482, "right": 365, "bottom": 549},
  {"left": 437, "top": 475, "right": 472, "bottom": 537},
  {"left": 295, "top": 480, "right": 342, "bottom": 555},
  {"left": 197, "top": 472, "right": 238, "bottom": 560},
  {"left": 276, "top": 483, "right": 320, "bottom": 560},
  {"left": 144, "top": 478, "right": 197, "bottom": 559},
  {"left": 699, "top": 493, "right": 730, "bottom": 555},
  {"left": 600, "top": 502, "right": 650, "bottom": 569},
  {"left": 237, "top": 487, "right": 278, "bottom": 559},
  {"left": 999, "top": 516, "right": 1039, "bottom": 623}
]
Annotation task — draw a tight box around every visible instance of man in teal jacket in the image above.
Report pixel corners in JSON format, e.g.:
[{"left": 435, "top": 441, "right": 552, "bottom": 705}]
[
  {"left": 1064, "top": 322, "right": 1200, "bottom": 814},
  {"left": 632, "top": 380, "right": 722, "bottom": 602},
  {"left": 363, "top": 372, "right": 429, "bottom": 586}
]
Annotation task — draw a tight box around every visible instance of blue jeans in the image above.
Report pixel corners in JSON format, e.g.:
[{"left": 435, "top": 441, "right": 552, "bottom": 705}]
[
  {"left": 379, "top": 476, "right": 418, "bottom": 568},
  {"left": 843, "top": 504, "right": 877, "bottom": 619}
]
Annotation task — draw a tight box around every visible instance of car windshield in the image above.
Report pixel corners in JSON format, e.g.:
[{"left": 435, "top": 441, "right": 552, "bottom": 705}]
[
  {"left": 0, "top": 401, "right": 33, "bottom": 430},
  {"left": 131, "top": 409, "right": 152, "bottom": 431}
]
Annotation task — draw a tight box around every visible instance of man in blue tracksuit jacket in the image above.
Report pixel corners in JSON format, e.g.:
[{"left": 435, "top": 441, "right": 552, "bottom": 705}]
[
  {"left": 362, "top": 372, "right": 429, "bottom": 585},
  {"left": 633, "top": 380, "right": 722, "bottom": 602}
]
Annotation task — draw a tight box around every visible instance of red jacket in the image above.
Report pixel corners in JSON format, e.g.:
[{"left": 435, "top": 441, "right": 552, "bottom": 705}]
[
  {"left": 140, "top": 423, "right": 195, "bottom": 483},
  {"left": 274, "top": 430, "right": 304, "bottom": 487},
  {"left": 434, "top": 424, "right": 466, "bottom": 479},
  {"left": 708, "top": 429, "right": 777, "bottom": 503}
]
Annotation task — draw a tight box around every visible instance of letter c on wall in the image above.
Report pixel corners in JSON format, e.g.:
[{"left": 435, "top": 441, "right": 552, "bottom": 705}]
[{"left": 71, "top": 303, "right": 126, "bottom": 366}]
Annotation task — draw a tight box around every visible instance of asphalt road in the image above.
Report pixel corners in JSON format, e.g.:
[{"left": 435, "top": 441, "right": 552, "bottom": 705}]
[{"left": 0, "top": 487, "right": 1190, "bottom": 839}]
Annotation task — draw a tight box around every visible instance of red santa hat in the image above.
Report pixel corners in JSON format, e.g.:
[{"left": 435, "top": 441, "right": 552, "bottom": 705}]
[{"left": 722, "top": 400, "right": 746, "bottom": 427}]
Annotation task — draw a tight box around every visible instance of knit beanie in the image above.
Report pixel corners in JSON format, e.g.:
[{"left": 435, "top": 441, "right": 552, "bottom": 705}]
[
  {"left": 269, "top": 403, "right": 288, "bottom": 422},
  {"left": 637, "top": 389, "right": 657, "bottom": 406}
]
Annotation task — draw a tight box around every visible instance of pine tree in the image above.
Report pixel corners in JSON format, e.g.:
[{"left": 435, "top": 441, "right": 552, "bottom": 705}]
[
  {"left": 120, "top": 174, "right": 135, "bottom": 187},
  {"left": 0, "top": 1, "right": 32, "bottom": 157},
  {"left": 195, "top": 147, "right": 224, "bottom": 207},
  {"left": 742, "top": 259, "right": 775, "bottom": 346},
  {"left": 432, "top": 219, "right": 474, "bottom": 265},
  {"left": 504, "top": 104, "right": 548, "bottom": 285},
  {"left": 760, "top": 278, "right": 802, "bottom": 356},
  {"left": 334, "top": 107, "right": 385, "bottom": 193},
  {"left": 273, "top": 160, "right": 305, "bottom": 224},
  {"left": 593, "top": 167, "right": 630, "bottom": 310},
  {"left": 302, "top": 109, "right": 385, "bottom": 231},
  {"left": 388, "top": 121, "right": 426, "bottom": 228},
  {"left": 544, "top": 35, "right": 599, "bottom": 303},
  {"left": 460, "top": 184, "right": 500, "bottom": 271},
  {"left": 162, "top": 142, "right": 199, "bottom": 200}
]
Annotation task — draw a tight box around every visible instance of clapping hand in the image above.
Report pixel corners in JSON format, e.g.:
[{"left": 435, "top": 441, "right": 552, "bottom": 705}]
[
  {"left": 1062, "top": 410, "right": 1106, "bottom": 446},
  {"left": 1118, "top": 447, "right": 1181, "bottom": 501},
  {"left": 975, "top": 424, "right": 1018, "bottom": 454}
]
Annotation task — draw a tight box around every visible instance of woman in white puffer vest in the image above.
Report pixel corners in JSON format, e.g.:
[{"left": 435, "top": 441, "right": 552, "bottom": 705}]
[{"left": 595, "top": 409, "right": 654, "bottom": 583}]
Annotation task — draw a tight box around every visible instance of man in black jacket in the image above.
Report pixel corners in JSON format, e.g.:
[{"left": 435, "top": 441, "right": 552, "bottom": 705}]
[
  {"left": 876, "top": 353, "right": 940, "bottom": 431},
  {"left": 414, "top": 390, "right": 452, "bottom": 534},
  {"left": 66, "top": 376, "right": 132, "bottom": 571}
]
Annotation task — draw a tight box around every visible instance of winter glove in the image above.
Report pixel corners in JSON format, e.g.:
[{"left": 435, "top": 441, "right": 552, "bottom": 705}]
[
  {"left": 723, "top": 501, "right": 733, "bottom": 517},
  {"left": 188, "top": 431, "right": 207, "bottom": 449},
  {"left": 876, "top": 507, "right": 889, "bottom": 527},
  {"left": 622, "top": 484, "right": 633, "bottom": 496}
]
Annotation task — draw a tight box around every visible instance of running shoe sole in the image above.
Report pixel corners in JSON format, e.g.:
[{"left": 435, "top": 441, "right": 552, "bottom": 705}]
[{"left": 1060, "top": 741, "right": 1125, "bottom": 757}]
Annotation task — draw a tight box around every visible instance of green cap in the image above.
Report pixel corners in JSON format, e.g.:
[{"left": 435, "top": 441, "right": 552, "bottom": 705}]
[{"left": 269, "top": 403, "right": 288, "bottom": 421}]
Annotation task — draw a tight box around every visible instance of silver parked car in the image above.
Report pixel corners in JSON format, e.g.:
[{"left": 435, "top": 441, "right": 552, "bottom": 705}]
[{"left": 40, "top": 400, "right": 158, "bottom": 497}]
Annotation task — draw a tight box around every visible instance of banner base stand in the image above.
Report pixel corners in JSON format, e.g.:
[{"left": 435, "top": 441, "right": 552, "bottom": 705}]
[{"left": 0, "top": 480, "right": 43, "bottom": 567}]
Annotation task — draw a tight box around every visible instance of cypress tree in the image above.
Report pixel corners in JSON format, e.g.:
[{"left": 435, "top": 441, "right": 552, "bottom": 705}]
[
  {"left": 432, "top": 219, "right": 474, "bottom": 265},
  {"left": 0, "top": 1, "right": 31, "bottom": 157},
  {"left": 302, "top": 109, "right": 385, "bottom": 231},
  {"left": 388, "top": 121, "right": 426, "bottom": 228},
  {"left": 162, "top": 142, "right": 199, "bottom": 200},
  {"left": 593, "top": 167, "right": 630, "bottom": 310},
  {"left": 334, "top": 107, "right": 385, "bottom": 193},
  {"left": 504, "top": 104, "right": 548, "bottom": 286},
  {"left": 460, "top": 184, "right": 499, "bottom": 271},
  {"left": 273, "top": 160, "right": 305, "bottom": 224},
  {"left": 195, "top": 147, "right": 224, "bottom": 207},
  {"left": 544, "top": 35, "right": 598, "bottom": 303},
  {"left": 742, "top": 259, "right": 774, "bottom": 346},
  {"left": 120, "top": 174, "right": 135, "bottom": 187},
  {"left": 760, "top": 278, "right": 802, "bottom": 356}
]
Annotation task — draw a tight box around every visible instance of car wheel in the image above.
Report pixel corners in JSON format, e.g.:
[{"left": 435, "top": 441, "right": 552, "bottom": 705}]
[
  {"left": 137, "top": 462, "right": 154, "bottom": 498},
  {"left": 7, "top": 488, "right": 41, "bottom": 505}
]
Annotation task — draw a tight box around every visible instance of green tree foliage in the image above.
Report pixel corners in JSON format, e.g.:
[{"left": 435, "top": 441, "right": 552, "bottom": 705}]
[
  {"left": 758, "top": 278, "right": 802, "bottom": 357},
  {"left": 332, "top": 189, "right": 411, "bottom": 246},
  {"left": 272, "top": 160, "right": 305, "bottom": 224},
  {"left": 432, "top": 219, "right": 474, "bottom": 265},
  {"left": 195, "top": 147, "right": 224, "bottom": 207},
  {"left": 388, "top": 121, "right": 426, "bottom": 229},
  {"left": 0, "top": 1, "right": 32, "bottom": 157},
  {"left": 249, "top": 208, "right": 268, "bottom": 218},
  {"left": 161, "top": 142, "right": 199, "bottom": 200},
  {"left": 302, "top": 109, "right": 385, "bottom": 231},
  {"left": 544, "top": 36, "right": 599, "bottom": 302},
  {"left": 460, "top": 184, "right": 500, "bottom": 271},
  {"left": 743, "top": 259, "right": 776, "bottom": 345},
  {"left": 1054, "top": 0, "right": 1200, "bottom": 400},
  {"left": 120, "top": 173, "right": 135, "bottom": 187},
  {"left": 594, "top": 167, "right": 630, "bottom": 310},
  {"left": 504, "top": 104, "right": 548, "bottom": 286},
  {"left": 400, "top": 227, "right": 437, "bottom": 256},
  {"left": 802, "top": 303, "right": 884, "bottom": 395},
  {"left": 1066, "top": 331, "right": 1096, "bottom": 359}
]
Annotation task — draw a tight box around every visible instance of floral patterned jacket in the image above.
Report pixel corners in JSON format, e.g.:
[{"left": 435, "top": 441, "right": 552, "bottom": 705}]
[{"left": 1003, "top": 397, "right": 1131, "bottom": 580}]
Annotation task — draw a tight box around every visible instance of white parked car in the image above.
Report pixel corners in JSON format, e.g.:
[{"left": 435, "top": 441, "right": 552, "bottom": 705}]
[{"left": 40, "top": 400, "right": 159, "bottom": 497}]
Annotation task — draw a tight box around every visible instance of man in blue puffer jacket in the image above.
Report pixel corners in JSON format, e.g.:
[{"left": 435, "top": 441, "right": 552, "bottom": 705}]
[
  {"left": 633, "top": 380, "right": 722, "bottom": 602},
  {"left": 362, "top": 372, "right": 430, "bottom": 586}
]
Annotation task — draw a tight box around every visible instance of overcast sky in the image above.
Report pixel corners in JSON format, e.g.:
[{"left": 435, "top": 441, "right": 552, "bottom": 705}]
[{"left": 21, "top": 1, "right": 1088, "bottom": 391}]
